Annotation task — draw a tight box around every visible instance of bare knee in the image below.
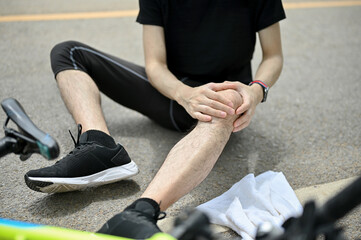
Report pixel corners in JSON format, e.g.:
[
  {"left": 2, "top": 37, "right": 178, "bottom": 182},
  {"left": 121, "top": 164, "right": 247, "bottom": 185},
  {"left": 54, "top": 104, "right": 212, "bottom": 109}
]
[
  {"left": 210, "top": 89, "right": 243, "bottom": 127},
  {"left": 219, "top": 89, "right": 243, "bottom": 110}
]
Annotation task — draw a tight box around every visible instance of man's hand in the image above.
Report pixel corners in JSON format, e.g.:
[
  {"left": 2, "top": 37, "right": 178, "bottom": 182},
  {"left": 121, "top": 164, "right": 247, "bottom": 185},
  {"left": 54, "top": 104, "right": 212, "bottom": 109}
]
[
  {"left": 176, "top": 82, "right": 238, "bottom": 122},
  {"left": 225, "top": 81, "right": 263, "bottom": 132}
]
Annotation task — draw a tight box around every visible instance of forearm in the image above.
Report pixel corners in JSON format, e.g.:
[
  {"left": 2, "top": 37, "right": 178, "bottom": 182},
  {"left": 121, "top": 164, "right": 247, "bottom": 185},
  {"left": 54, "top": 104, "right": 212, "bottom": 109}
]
[
  {"left": 252, "top": 21, "right": 284, "bottom": 99},
  {"left": 231, "top": 54, "right": 283, "bottom": 131},
  {"left": 250, "top": 55, "right": 283, "bottom": 103},
  {"left": 254, "top": 54, "right": 283, "bottom": 88},
  {"left": 143, "top": 24, "right": 190, "bottom": 103},
  {"left": 145, "top": 62, "right": 188, "bottom": 102}
]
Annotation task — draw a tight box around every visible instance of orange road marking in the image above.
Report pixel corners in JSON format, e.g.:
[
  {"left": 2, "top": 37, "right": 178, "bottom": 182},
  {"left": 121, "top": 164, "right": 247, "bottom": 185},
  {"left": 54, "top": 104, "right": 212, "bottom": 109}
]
[
  {"left": 283, "top": 0, "right": 361, "bottom": 9},
  {"left": 0, "top": 10, "right": 138, "bottom": 22},
  {"left": 0, "top": 1, "right": 360, "bottom": 23}
]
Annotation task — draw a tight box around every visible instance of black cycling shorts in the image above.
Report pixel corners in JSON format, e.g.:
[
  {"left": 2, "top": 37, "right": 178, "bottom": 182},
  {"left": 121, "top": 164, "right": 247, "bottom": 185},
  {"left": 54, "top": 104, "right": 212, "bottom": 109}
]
[{"left": 50, "top": 41, "right": 200, "bottom": 132}]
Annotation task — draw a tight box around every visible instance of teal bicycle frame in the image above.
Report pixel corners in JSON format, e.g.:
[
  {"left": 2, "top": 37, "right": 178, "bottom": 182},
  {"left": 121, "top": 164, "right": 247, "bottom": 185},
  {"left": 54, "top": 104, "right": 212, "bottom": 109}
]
[{"left": 0, "top": 218, "right": 175, "bottom": 240}]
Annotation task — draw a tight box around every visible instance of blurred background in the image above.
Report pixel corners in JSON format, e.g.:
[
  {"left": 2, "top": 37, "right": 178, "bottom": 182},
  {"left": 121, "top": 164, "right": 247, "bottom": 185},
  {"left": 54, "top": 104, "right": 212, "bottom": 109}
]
[{"left": 0, "top": 0, "right": 360, "bottom": 239}]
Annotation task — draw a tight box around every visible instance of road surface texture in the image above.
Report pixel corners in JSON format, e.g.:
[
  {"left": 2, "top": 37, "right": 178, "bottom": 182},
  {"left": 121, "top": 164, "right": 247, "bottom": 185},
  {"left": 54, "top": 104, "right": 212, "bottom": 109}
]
[{"left": 0, "top": 0, "right": 360, "bottom": 239}]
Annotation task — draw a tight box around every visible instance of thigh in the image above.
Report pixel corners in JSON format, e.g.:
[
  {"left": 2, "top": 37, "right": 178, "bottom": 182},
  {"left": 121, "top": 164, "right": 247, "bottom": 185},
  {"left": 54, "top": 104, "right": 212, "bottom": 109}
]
[{"left": 52, "top": 41, "right": 196, "bottom": 132}]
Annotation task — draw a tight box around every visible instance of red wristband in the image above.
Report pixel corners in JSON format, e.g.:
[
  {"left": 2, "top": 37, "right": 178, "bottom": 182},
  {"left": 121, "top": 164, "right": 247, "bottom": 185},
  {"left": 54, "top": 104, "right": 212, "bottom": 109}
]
[
  {"left": 249, "top": 80, "right": 269, "bottom": 103},
  {"left": 249, "top": 80, "right": 268, "bottom": 89}
]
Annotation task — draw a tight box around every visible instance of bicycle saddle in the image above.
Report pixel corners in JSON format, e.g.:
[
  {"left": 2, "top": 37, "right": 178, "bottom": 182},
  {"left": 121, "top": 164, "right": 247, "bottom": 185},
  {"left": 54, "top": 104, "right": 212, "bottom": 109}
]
[{"left": 1, "top": 98, "right": 59, "bottom": 160}]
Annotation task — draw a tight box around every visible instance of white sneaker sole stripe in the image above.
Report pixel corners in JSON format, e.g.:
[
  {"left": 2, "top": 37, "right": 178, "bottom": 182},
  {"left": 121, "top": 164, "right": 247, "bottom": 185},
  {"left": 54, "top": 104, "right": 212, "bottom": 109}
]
[{"left": 28, "top": 161, "right": 139, "bottom": 192}]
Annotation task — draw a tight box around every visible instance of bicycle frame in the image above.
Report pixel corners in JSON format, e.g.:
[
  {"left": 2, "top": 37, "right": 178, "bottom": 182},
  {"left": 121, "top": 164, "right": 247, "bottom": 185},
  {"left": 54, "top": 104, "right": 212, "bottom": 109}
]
[{"left": 0, "top": 218, "right": 175, "bottom": 240}]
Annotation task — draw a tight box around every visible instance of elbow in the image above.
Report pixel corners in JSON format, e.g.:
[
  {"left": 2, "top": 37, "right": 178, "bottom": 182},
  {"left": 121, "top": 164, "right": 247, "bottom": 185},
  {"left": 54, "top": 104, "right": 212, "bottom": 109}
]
[
  {"left": 263, "top": 53, "right": 284, "bottom": 72},
  {"left": 145, "top": 61, "right": 167, "bottom": 83},
  {"left": 278, "top": 54, "right": 284, "bottom": 73},
  {"left": 279, "top": 53, "right": 284, "bottom": 67},
  {"left": 270, "top": 52, "right": 284, "bottom": 64},
  {"left": 145, "top": 62, "right": 156, "bottom": 81}
]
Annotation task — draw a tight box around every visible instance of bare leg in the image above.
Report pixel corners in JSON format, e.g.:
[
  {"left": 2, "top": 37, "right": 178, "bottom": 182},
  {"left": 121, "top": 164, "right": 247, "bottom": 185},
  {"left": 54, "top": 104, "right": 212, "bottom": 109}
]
[
  {"left": 141, "top": 89, "right": 243, "bottom": 210},
  {"left": 56, "top": 70, "right": 110, "bottom": 134}
]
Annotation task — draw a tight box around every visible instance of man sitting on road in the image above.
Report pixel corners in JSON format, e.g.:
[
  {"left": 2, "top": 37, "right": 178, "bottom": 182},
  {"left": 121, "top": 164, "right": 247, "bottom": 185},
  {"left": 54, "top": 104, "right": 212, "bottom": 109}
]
[{"left": 25, "top": 0, "right": 286, "bottom": 238}]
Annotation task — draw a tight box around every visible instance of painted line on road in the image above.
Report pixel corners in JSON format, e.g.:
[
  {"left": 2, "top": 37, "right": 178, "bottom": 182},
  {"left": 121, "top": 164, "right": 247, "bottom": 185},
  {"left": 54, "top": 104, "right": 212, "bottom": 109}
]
[
  {"left": 0, "top": 1, "right": 360, "bottom": 23},
  {"left": 284, "top": 0, "right": 361, "bottom": 9},
  {"left": 0, "top": 9, "right": 138, "bottom": 22}
]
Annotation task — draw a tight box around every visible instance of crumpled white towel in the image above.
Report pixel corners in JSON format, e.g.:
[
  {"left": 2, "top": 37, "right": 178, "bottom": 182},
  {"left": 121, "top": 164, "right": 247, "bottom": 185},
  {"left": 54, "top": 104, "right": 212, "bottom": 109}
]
[{"left": 196, "top": 171, "right": 302, "bottom": 240}]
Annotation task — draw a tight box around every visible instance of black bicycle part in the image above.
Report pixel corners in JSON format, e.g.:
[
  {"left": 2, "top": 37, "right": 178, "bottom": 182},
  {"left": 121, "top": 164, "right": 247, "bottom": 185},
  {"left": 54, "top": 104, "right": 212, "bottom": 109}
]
[
  {"left": 0, "top": 136, "right": 18, "bottom": 158},
  {"left": 256, "top": 175, "right": 361, "bottom": 240},
  {"left": 278, "top": 201, "right": 345, "bottom": 240},
  {"left": 316, "top": 176, "right": 361, "bottom": 226},
  {"left": 1, "top": 98, "right": 59, "bottom": 160},
  {"left": 170, "top": 209, "right": 213, "bottom": 240}
]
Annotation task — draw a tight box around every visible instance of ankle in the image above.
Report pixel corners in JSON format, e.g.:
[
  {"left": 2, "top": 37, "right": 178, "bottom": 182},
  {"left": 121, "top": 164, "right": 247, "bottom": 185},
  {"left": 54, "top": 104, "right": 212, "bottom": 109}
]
[
  {"left": 81, "top": 129, "right": 116, "bottom": 148},
  {"left": 126, "top": 198, "right": 159, "bottom": 211},
  {"left": 125, "top": 198, "right": 163, "bottom": 220},
  {"left": 80, "top": 124, "right": 110, "bottom": 135}
]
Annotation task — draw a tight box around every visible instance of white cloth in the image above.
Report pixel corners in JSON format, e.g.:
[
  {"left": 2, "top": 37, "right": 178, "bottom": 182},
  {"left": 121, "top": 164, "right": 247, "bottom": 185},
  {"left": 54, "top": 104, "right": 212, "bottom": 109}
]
[{"left": 196, "top": 171, "right": 302, "bottom": 240}]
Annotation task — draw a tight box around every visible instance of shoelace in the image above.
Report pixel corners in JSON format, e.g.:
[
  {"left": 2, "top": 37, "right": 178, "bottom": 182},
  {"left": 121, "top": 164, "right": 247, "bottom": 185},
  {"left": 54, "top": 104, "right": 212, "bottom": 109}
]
[
  {"left": 66, "top": 124, "right": 91, "bottom": 156},
  {"left": 69, "top": 124, "right": 83, "bottom": 148},
  {"left": 157, "top": 211, "right": 167, "bottom": 220},
  {"left": 54, "top": 124, "right": 84, "bottom": 164}
]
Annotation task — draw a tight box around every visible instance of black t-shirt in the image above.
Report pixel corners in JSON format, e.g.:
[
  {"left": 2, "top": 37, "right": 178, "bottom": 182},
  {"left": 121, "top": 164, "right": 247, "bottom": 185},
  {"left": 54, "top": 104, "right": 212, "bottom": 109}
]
[{"left": 137, "top": 0, "right": 286, "bottom": 84}]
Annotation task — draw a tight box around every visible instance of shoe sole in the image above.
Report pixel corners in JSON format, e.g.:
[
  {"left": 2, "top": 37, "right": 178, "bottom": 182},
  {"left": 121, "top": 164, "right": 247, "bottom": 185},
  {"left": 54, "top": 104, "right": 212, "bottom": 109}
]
[{"left": 24, "top": 161, "right": 139, "bottom": 193}]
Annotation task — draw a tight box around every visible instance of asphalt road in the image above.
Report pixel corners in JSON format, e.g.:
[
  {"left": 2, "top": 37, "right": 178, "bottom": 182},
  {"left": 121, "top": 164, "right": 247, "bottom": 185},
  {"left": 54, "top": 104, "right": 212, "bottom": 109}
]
[{"left": 0, "top": 0, "right": 360, "bottom": 239}]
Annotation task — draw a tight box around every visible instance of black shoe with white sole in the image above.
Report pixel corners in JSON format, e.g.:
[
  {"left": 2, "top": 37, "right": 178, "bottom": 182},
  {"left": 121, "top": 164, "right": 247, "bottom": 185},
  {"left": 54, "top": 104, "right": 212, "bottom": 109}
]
[
  {"left": 97, "top": 198, "right": 165, "bottom": 239},
  {"left": 24, "top": 125, "right": 138, "bottom": 193}
]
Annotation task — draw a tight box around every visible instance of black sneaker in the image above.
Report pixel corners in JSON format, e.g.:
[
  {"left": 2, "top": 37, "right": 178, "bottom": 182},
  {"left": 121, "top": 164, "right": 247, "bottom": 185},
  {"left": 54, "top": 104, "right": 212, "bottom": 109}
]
[
  {"left": 97, "top": 198, "right": 166, "bottom": 239},
  {"left": 24, "top": 125, "right": 139, "bottom": 193}
]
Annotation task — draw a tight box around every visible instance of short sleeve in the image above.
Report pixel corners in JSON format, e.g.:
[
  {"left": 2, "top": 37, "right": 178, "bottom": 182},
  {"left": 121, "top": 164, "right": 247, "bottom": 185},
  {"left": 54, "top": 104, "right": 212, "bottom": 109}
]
[
  {"left": 254, "top": 0, "right": 286, "bottom": 31},
  {"left": 136, "top": 0, "right": 163, "bottom": 26}
]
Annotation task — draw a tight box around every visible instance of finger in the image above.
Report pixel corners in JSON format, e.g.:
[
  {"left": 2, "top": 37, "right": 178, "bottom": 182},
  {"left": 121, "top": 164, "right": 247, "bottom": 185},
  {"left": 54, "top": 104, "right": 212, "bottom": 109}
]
[
  {"left": 233, "top": 111, "right": 253, "bottom": 132},
  {"left": 206, "top": 90, "right": 235, "bottom": 109},
  {"left": 207, "top": 99, "right": 235, "bottom": 115},
  {"left": 233, "top": 119, "right": 250, "bottom": 132},
  {"left": 236, "top": 98, "right": 251, "bottom": 115},
  {"left": 233, "top": 126, "right": 242, "bottom": 133},
  {"left": 198, "top": 105, "right": 227, "bottom": 118},
  {"left": 235, "top": 107, "right": 253, "bottom": 125},
  {"left": 209, "top": 82, "right": 238, "bottom": 92},
  {"left": 233, "top": 123, "right": 247, "bottom": 133},
  {"left": 233, "top": 114, "right": 248, "bottom": 129},
  {"left": 194, "top": 112, "right": 212, "bottom": 122}
]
